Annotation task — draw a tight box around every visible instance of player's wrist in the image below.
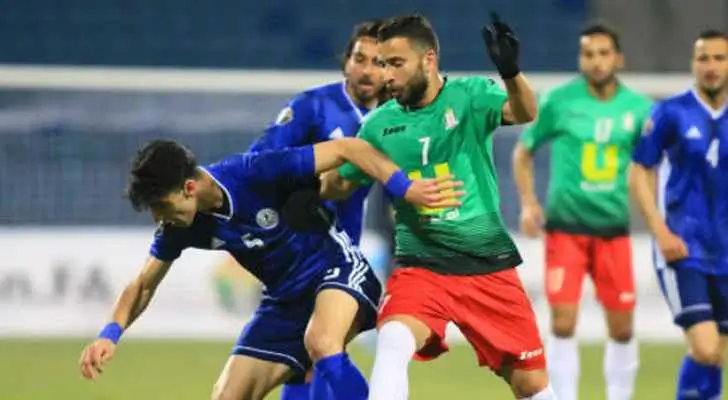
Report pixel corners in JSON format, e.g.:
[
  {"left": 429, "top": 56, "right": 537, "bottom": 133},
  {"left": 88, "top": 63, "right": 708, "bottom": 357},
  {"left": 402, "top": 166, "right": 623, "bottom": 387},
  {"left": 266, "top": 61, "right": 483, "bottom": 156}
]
[
  {"left": 497, "top": 64, "right": 520, "bottom": 80},
  {"left": 384, "top": 171, "right": 413, "bottom": 199},
  {"left": 98, "top": 322, "right": 124, "bottom": 344}
]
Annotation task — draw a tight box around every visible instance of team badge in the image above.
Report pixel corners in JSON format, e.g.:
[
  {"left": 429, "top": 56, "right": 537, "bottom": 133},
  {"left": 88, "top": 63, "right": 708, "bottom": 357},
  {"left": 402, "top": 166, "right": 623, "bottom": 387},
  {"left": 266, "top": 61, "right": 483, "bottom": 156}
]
[
  {"left": 622, "top": 112, "right": 634, "bottom": 131},
  {"left": 275, "top": 107, "right": 294, "bottom": 125},
  {"left": 444, "top": 107, "right": 458, "bottom": 129},
  {"left": 256, "top": 208, "right": 279, "bottom": 229},
  {"left": 641, "top": 118, "right": 653, "bottom": 136}
]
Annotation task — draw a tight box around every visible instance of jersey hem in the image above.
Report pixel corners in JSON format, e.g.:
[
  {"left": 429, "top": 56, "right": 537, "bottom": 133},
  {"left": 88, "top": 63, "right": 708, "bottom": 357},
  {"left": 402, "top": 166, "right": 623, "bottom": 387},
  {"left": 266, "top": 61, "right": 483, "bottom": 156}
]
[
  {"left": 545, "top": 221, "right": 629, "bottom": 238},
  {"left": 394, "top": 251, "right": 522, "bottom": 275}
]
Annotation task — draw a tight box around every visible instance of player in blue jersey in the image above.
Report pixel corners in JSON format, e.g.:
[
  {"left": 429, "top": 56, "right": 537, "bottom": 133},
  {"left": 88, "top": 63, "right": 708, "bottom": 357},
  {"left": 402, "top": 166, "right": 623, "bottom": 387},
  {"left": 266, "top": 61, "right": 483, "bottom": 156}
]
[
  {"left": 77, "top": 138, "right": 462, "bottom": 400},
  {"left": 630, "top": 29, "right": 728, "bottom": 400},
  {"left": 249, "top": 19, "right": 384, "bottom": 245},
  {"left": 247, "top": 20, "right": 387, "bottom": 400}
]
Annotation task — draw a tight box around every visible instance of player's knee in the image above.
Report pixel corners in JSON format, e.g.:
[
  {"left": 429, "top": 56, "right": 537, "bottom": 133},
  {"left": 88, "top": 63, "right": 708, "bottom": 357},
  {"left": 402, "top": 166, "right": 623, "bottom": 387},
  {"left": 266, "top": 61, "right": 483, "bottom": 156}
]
[
  {"left": 607, "top": 321, "right": 633, "bottom": 342},
  {"left": 304, "top": 329, "right": 344, "bottom": 362},
  {"left": 509, "top": 368, "right": 550, "bottom": 398},
  {"left": 550, "top": 307, "right": 578, "bottom": 337},
  {"left": 211, "top": 382, "right": 249, "bottom": 400},
  {"left": 689, "top": 344, "right": 722, "bottom": 365}
]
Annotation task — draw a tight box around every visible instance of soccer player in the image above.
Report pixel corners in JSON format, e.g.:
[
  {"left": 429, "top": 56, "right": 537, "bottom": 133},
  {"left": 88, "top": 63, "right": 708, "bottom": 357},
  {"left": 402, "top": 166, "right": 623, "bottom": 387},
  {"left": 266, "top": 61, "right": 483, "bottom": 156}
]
[
  {"left": 512, "top": 23, "right": 652, "bottom": 400},
  {"left": 247, "top": 20, "right": 385, "bottom": 399},
  {"left": 630, "top": 29, "right": 728, "bottom": 400},
  {"left": 77, "top": 138, "right": 461, "bottom": 400},
  {"left": 249, "top": 19, "right": 385, "bottom": 245},
  {"left": 326, "top": 14, "right": 555, "bottom": 399}
]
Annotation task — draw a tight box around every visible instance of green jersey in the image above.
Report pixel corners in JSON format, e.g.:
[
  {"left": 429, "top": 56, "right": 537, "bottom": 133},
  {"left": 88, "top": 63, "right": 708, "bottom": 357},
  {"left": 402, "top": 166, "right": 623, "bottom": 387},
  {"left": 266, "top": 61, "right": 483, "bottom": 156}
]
[
  {"left": 339, "top": 76, "right": 521, "bottom": 275},
  {"left": 520, "top": 78, "right": 653, "bottom": 236}
]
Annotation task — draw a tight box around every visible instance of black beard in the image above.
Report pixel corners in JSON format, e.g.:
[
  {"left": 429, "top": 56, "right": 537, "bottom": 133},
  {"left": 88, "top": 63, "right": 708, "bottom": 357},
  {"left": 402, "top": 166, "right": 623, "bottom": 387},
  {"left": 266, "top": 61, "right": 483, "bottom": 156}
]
[{"left": 398, "top": 76, "right": 429, "bottom": 108}]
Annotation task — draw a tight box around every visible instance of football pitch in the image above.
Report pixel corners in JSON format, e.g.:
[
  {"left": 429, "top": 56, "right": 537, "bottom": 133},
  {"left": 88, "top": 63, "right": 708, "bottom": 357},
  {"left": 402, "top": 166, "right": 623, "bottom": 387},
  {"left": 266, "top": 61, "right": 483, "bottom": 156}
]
[{"left": 1, "top": 339, "right": 711, "bottom": 399}]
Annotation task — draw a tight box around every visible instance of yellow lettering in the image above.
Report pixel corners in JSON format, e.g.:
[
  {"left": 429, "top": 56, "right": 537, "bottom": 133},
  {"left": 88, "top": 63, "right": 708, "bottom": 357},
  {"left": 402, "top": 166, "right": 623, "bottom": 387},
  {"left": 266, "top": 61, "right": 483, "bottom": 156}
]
[{"left": 581, "top": 143, "right": 618, "bottom": 182}]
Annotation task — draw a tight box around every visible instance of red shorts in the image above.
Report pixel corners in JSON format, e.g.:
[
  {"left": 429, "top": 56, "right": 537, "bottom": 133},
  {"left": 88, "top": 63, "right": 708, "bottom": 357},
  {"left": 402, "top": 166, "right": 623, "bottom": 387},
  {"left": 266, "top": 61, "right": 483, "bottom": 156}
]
[
  {"left": 377, "top": 267, "right": 545, "bottom": 371},
  {"left": 545, "top": 231, "right": 635, "bottom": 311}
]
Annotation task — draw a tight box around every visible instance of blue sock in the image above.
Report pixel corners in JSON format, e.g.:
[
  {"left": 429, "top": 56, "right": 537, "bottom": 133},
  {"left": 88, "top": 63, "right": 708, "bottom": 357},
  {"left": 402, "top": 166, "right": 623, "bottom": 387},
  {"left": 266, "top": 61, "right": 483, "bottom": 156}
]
[
  {"left": 677, "top": 355, "right": 714, "bottom": 399},
  {"left": 310, "top": 352, "right": 368, "bottom": 400},
  {"left": 706, "top": 365, "right": 722, "bottom": 399},
  {"left": 281, "top": 383, "right": 311, "bottom": 400}
]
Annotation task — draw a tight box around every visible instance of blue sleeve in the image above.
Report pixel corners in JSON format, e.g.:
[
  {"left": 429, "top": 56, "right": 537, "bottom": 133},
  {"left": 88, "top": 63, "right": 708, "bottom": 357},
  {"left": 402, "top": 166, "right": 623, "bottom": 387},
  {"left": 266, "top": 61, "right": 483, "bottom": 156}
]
[
  {"left": 632, "top": 102, "right": 675, "bottom": 167},
  {"left": 149, "top": 224, "right": 189, "bottom": 262},
  {"left": 248, "top": 93, "right": 320, "bottom": 151},
  {"left": 238, "top": 146, "right": 317, "bottom": 188}
]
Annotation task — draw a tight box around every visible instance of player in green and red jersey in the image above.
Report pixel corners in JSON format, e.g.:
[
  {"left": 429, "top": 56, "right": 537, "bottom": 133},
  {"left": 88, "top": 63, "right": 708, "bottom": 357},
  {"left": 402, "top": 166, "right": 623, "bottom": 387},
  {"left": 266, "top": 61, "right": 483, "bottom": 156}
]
[
  {"left": 512, "top": 23, "right": 652, "bottom": 400},
  {"left": 324, "top": 14, "right": 556, "bottom": 400}
]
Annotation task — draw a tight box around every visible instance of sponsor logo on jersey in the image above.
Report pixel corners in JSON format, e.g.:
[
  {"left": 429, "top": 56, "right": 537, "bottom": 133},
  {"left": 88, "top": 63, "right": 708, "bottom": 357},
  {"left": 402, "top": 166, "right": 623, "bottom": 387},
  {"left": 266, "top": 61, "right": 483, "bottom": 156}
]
[
  {"left": 211, "top": 237, "right": 225, "bottom": 249},
  {"left": 328, "top": 127, "right": 345, "bottom": 139},
  {"left": 686, "top": 126, "right": 702, "bottom": 139},
  {"left": 444, "top": 107, "right": 458, "bottom": 129},
  {"left": 255, "top": 208, "right": 279, "bottom": 229},
  {"left": 275, "top": 106, "right": 294, "bottom": 125},
  {"left": 383, "top": 125, "right": 407, "bottom": 136},
  {"left": 518, "top": 348, "right": 544, "bottom": 361}
]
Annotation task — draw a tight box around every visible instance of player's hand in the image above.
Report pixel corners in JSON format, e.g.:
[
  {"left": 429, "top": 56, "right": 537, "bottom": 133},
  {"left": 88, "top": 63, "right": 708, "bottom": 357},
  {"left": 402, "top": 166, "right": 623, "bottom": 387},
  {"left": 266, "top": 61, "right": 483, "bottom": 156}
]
[
  {"left": 481, "top": 13, "right": 520, "bottom": 80},
  {"left": 404, "top": 174, "right": 465, "bottom": 209},
  {"left": 656, "top": 230, "right": 689, "bottom": 262},
  {"left": 520, "top": 202, "right": 544, "bottom": 238},
  {"left": 79, "top": 339, "right": 117, "bottom": 380}
]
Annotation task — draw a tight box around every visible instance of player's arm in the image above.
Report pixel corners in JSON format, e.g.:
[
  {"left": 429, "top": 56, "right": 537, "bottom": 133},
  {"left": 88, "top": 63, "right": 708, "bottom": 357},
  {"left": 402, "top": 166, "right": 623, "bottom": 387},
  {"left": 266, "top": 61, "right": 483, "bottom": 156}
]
[
  {"left": 319, "top": 170, "right": 359, "bottom": 201},
  {"left": 629, "top": 104, "right": 688, "bottom": 261},
  {"left": 79, "top": 255, "right": 172, "bottom": 380},
  {"left": 482, "top": 13, "right": 537, "bottom": 124},
  {"left": 512, "top": 96, "right": 556, "bottom": 236},
  {"left": 248, "top": 93, "right": 318, "bottom": 151}
]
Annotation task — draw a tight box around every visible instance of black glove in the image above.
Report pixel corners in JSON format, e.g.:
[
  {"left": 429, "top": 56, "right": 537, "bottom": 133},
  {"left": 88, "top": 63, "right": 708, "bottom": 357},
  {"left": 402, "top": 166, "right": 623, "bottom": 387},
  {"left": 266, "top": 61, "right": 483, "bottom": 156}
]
[
  {"left": 481, "top": 13, "right": 520, "bottom": 80},
  {"left": 281, "top": 189, "right": 334, "bottom": 232}
]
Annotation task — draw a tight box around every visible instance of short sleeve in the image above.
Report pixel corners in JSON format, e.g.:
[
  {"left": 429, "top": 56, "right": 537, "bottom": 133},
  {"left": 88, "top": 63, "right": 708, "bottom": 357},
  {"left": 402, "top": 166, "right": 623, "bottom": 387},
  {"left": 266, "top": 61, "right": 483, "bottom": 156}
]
[
  {"left": 248, "top": 93, "right": 319, "bottom": 151},
  {"left": 149, "top": 224, "right": 189, "bottom": 262},
  {"left": 520, "top": 94, "right": 558, "bottom": 152},
  {"left": 632, "top": 102, "right": 674, "bottom": 167},
  {"left": 336, "top": 123, "right": 376, "bottom": 185},
  {"left": 468, "top": 76, "right": 508, "bottom": 131},
  {"left": 243, "top": 146, "right": 317, "bottom": 186}
]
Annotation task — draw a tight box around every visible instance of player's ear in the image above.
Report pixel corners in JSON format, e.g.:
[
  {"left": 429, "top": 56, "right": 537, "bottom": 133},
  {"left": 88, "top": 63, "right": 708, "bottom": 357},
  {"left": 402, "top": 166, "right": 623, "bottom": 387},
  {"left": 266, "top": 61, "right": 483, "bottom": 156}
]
[
  {"left": 424, "top": 49, "right": 437, "bottom": 71},
  {"left": 183, "top": 179, "right": 196, "bottom": 197},
  {"left": 616, "top": 52, "right": 625, "bottom": 70}
]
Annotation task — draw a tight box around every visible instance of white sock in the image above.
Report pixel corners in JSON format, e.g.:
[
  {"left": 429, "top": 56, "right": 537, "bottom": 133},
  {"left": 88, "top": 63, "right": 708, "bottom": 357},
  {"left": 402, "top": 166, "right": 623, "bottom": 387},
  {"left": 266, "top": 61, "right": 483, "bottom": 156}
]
[
  {"left": 368, "top": 321, "right": 417, "bottom": 400},
  {"left": 604, "top": 338, "right": 638, "bottom": 400},
  {"left": 521, "top": 385, "right": 557, "bottom": 399},
  {"left": 546, "top": 335, "right": 579, "bottom": 400}
]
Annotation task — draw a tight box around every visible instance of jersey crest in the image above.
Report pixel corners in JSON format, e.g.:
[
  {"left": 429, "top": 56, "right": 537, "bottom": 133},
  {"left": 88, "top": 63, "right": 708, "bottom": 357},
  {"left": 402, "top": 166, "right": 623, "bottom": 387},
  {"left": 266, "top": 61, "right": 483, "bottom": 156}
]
[
  {"left": 274, "top": 106, "right": 294, "bottom": 125},
  {"left": 256, "top": 208, "right": 280, "bottom": 229}
]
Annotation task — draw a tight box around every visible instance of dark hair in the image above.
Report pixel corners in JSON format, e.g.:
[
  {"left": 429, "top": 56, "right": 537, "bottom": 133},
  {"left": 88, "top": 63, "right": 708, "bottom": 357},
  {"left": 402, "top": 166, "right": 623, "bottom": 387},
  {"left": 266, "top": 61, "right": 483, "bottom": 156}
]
[
  {"left": 580, "top": 22, "right": 621, "bottom": 52},
  {"left": 342, "top": 19, "right": 383, "bottom": 62},
  {"left": 377, "top": 14, "right": 440, "bottom": 54},
  {"left": 697, "top": 29, "right": 728, "bottom": 41},
  {"left": 125, "top": 139, "right": 198, "bottom": 211}
]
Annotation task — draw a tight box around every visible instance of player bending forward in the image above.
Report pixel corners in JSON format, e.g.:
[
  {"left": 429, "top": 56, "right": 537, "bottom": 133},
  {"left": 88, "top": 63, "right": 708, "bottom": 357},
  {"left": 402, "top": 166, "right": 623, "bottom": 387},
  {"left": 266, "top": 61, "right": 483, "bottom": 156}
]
[
  {"left": 630, "top": 29, "right": 728, "bottom": 400},
  {"left": 512, "top": 23, "right": 652, "bottom": 400},
  {"left": 328, "top": 14, "right": 555, "bottom": 399},
  {"left": 77, "top": 138, "right": 461, "bottom": 400}
]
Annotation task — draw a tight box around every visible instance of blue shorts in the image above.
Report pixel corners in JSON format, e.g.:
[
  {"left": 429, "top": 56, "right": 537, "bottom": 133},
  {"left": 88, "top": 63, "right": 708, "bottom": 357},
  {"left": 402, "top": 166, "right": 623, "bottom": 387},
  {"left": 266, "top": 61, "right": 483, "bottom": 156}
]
[
  {"left": 231, "top": 259, "right": 382, "bottom": 384},
  {"left": 656, "top": 265, "right": 728, "bottom": 334}
]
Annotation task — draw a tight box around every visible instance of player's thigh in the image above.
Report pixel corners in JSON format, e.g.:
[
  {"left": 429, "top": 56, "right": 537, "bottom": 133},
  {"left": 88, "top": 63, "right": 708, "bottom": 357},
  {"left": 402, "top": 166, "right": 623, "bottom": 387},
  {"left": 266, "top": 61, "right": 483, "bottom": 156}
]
[
  {"left": 453, "top": 268, "right": 546, "bottom": 374},
  {"left": 378, "top": 267, "right": 451, "bottom": 358},
  {"left": 212, "top": 355, "right": 294, "bottom": 400},
  {"left": 593, "top": 236, "right": 636, "bottom": 340},
  {"left": 544, "top": 231, "right": 589, "bottom": 306},
  {"left": 306, "top": 259, "right": 382, "bottom": 359}
]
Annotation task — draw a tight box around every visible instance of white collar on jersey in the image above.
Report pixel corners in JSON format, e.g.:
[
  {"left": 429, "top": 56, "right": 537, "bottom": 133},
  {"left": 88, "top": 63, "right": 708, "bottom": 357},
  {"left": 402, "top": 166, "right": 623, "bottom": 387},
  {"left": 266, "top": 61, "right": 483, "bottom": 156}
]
[
  {"left": 197, "top": 167, "right": 234, "bottom": 220},
  {"left": 341, "top": 80, "right": 366, "bottom": 123},
  {"left": 690, "top": 88, "right": 728, "bottom": 120}
]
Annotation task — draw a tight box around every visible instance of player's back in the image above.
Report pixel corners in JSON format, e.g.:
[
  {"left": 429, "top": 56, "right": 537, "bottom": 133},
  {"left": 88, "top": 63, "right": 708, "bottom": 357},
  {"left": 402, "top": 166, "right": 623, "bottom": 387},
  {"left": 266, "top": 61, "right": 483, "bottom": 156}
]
[
  {"left": 524, "top": 78, "right": 652, "bottom": 236},
  {"left": 249, "top": 81, "right": 371, "bottom": 244},
  {"left": 634, "top": 89, "right": 728, "bottom": 273},
  {"left": 354, "top": 76, "right": 520, "bottom": 275},
  {"left": 151, "top": 150, "right": 364, "bottom": 299}
]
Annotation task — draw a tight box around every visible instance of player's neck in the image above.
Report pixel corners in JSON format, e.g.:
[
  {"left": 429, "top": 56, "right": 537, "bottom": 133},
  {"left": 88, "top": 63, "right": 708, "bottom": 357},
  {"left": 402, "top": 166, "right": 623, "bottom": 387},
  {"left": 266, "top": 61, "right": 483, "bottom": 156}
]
[
  {"left": 345, "top": 82, "right": 377, "bottom": 110},
  {"left": 197, "top": 174, "right": 225, "bottom": 212},
  {"left": 695, "top": 88, "right": 727, "bottom": 111},
  {"left": 587, "top": 80, "right": 619, "bottom": 101},
  {"left": 417, "top": 74, "right": 445, "bottom": 108}
]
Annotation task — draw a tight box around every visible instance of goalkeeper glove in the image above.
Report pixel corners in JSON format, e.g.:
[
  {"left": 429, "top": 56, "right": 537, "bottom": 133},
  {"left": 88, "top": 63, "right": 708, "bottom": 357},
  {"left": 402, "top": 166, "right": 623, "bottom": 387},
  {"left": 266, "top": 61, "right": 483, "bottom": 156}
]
[{"left": 482, "top": 13, "right": 521, "bottom": 80}]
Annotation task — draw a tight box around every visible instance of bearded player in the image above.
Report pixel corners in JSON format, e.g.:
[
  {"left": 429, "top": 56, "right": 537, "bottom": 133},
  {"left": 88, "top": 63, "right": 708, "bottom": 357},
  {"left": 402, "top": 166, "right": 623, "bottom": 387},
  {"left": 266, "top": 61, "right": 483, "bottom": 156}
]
[
  {"left": 512, "top": 23, "right": 652, "bottom": 400},
  {"left": 630, "top": 29, "right": 728, "bottom": 400},
  {"left": 324, "top": 14, "right": 556, "bottom": 399}
]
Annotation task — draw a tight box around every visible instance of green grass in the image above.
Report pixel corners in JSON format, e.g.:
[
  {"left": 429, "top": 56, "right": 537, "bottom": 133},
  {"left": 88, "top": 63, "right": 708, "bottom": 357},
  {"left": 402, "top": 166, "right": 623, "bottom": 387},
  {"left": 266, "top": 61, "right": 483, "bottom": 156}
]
[{"left": 0, "top": 339, "right": 707, "bottom": 399}]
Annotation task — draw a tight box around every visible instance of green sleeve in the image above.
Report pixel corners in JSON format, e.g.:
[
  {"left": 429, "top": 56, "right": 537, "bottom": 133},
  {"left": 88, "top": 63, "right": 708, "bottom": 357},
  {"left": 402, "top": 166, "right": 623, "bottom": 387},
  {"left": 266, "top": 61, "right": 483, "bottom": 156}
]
[
  {"left": 336, "top": 123, "right": 375, "bottom": 185},
  {"left": 519, "top": 93, "right": 558, "bottom": 153},
  {"left": 633, "top": 96, "right": 655, "bottom": 145},
  {"left": 468, "top": 76, "right": 508, "bottom": 132}
]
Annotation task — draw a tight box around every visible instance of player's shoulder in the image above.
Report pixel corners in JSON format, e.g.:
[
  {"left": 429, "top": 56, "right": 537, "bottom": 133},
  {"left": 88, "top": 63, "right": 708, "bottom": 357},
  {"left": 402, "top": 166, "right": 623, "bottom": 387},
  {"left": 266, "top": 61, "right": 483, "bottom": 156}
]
[
  {"left": 359, "top": 100, "right": 403, "bottom": 129},
  {"left": 651, "top": 89, "right": 694, "bottom": 115},
  {"left": 448, "top": 75, "right": 500, "bottom": 93},
  {"left": 286, "top": 81, "right": 341, "bottom": 108},
  {"left": 542, "top": 78, "right": 587, "bottom": 102},
  {"left": 618, "top": 84, "right": 653, "bottom": 105}
]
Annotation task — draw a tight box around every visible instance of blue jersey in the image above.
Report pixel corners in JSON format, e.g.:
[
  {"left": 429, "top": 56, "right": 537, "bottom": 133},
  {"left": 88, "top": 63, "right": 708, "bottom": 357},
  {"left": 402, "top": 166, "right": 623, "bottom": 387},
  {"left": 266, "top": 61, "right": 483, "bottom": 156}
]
[
  {"left": 633, "top": 89, "right": 728, "bottom": 275},
  {"left": 249, "top": 81, "right": 372, "bottom": 244},
  {"left": 149, "top": 146, "right": 364, "bottom": 300}
]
